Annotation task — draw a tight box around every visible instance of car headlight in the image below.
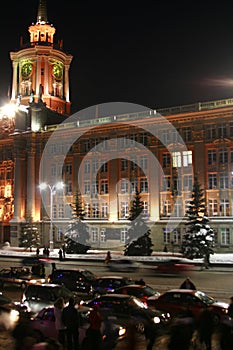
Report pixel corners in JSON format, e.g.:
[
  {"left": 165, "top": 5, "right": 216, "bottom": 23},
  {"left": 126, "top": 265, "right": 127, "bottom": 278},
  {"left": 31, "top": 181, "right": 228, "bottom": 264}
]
[
  {"left": 153, "top": 316, "right": 161, "bottom": 324},
  {"left": 118, "top": 326, "right": 126, "bottom": 337}
]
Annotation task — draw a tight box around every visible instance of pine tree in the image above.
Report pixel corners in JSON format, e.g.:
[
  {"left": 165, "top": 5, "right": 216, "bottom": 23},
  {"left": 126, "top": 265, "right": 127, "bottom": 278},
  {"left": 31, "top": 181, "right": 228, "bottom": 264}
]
[
  {"left": 180, "top": 177, "right": 215, "bottom": 263},
  {"left": 64, "top": 190, "right": 90, "bottom": 253},
  {"left": 19, "top": 214, "right": 40, "bottom": 250},
  {"left": 124, "top": 187, "right": 153, "bottom": 256}
]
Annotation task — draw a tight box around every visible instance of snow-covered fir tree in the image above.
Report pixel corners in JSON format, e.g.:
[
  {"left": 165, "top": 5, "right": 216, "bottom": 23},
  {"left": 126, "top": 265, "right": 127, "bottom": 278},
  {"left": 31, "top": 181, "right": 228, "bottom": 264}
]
[
  {"left": 124, "top": 187, "right": 153, "bottom": 256},
  {"left": 19, "top": 214, "right": 40, "bottom": 250},
  {"left": 180, "top": 177, "right": 215, "bottom": 263},
  {"left": 64, "top": 190, "right": 90, "bottom": 253}
]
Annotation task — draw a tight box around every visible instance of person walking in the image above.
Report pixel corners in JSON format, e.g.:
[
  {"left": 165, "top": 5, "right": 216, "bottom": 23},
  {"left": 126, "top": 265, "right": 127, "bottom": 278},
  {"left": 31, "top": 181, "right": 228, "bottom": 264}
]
[
  {"left": 85, "top": 304, "right": 103, "bottom": 350},
  {"left": 58, "top": 248, "right": 63, "bottom": 261},
  {"left": 228, "top": 296, "right": 233, "bottom": 317},
  {"left": 54, "top": 297, "right": 66, "bottom": 347},
  {"left": 196, "top": 307, "right": 216, "bottom": 350},
  {"left": 62, "top": 297, "right": 80, "bottom": 350},
  {"left": 104, "top": 251, "right": 111, "bottom": 264},
  {"left": 179, "top": 277, "right": 196, "bottom": 290}
]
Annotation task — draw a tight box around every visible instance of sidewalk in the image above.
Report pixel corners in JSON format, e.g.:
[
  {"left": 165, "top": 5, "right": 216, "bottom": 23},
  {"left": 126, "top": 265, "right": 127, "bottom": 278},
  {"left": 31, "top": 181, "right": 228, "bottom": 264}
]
[{"left": 1, "top": 247, "right": 233, "bottom": 271}]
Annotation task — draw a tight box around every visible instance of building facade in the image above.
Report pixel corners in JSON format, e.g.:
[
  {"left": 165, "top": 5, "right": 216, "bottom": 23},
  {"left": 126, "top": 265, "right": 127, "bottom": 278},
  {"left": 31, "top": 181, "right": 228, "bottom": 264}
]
[{"left": 0, "top": 1, "right": 233, "bottom": 253}]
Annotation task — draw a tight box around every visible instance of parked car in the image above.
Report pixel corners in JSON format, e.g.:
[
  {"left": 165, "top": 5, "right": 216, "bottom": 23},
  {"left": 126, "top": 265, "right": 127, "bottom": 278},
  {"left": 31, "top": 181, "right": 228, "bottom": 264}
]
[
  {"left": 148, "top": 289, "right": 229, "bottom": 323},
  {"left": 154, "top": 259, "right": 194, "bottom": 275},
  {"left": 0, "top": 292, "right": 29, "bottom": 331},
  {"left": 29, "top": 305, "right": 127, "bottom": 349},
  {"left": 47, "top": 268, "right": 97, "bottom": 295},
  {"left": 91, "top": 276, "right": 134, "bottom": 297},
  {"left": 0, "top": 266, "right": 45, "bottom": 289},
  {"left": 106, "top": 259, "right": 140, "bottom": 272},
  {"left": 21, "top": 283, "right": 77, "bottom": 315},
  {"left": 82, "top": 293, "right": 171, "bottom": 334},
  {"left": 113, "top": 284, "right": 160, "bottom": 305}
]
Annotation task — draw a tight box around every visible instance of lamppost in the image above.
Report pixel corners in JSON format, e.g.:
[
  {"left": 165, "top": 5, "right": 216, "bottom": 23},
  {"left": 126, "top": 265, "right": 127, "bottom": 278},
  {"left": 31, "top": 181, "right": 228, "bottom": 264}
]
[{"left": 39, "top": 181, "right": 64, "bottom": 250}]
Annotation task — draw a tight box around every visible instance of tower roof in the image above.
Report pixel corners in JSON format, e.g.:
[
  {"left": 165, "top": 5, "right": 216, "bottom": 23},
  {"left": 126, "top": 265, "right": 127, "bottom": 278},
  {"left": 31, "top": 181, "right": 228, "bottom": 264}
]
[{"left": 37, "top": 0, "right": 48, "bottom": 24}]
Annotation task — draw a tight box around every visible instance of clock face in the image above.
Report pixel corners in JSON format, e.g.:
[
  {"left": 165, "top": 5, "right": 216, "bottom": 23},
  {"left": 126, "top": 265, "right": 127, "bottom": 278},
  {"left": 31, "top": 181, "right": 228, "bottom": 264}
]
[
  {"left": 52, "top": 64, "right": 63, "bottom": 80},
  {"left": 21, "top": 63, "right": 32, "bottom": 79}
]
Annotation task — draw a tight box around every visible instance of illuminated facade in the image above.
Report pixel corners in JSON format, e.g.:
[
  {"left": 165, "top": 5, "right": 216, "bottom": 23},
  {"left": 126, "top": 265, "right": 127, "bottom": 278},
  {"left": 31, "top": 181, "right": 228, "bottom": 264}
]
[{"left": 0, "top": 1, "right": 233, "bottom": 252}]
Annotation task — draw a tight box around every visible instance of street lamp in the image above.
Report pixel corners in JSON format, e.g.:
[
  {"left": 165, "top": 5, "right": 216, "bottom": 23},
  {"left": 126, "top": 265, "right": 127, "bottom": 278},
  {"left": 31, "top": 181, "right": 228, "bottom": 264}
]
[{"left": 39, "top": 181, "right": 64, "bottom": 250}]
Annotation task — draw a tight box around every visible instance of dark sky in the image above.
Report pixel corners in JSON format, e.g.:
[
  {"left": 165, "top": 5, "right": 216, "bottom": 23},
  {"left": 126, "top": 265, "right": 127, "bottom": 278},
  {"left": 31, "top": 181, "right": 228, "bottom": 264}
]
[{"left": 1, "top": 0, "right": 233, "bottom": 115}]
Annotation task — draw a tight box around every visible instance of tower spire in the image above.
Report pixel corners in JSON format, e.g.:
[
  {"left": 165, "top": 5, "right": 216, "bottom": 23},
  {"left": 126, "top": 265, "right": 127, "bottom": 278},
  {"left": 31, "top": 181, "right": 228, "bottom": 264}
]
[{"left": 37, "top": 0, "right": 48, "bottom": 24}]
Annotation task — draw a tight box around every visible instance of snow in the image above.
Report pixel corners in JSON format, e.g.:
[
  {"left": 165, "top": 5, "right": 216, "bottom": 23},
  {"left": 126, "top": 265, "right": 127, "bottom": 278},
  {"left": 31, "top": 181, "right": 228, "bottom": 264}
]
[{"left": 0, "top": 247, "right": 233, "bottom": 265}]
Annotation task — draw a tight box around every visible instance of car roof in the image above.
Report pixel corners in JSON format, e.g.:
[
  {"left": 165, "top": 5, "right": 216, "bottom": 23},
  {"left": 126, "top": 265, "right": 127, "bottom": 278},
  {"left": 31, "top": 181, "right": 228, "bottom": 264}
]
[
  {"left": 96, "top": 276, "right": 130, "bottom": 280},
  {"left": 97, "top": 293, "right": 132, "bottom": 299},
  {"left": 163, "top": 289, "right": 198, "bottom": 294},
  {"left": 117, "top": 284, "right": 146, "bottom": 289}
]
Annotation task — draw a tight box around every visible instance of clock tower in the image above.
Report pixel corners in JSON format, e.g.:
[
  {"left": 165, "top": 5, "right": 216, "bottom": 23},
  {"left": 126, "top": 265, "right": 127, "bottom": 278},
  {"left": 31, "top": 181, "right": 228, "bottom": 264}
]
[{"left": 10, "top": 0, "right": 73, "bottom": 115}]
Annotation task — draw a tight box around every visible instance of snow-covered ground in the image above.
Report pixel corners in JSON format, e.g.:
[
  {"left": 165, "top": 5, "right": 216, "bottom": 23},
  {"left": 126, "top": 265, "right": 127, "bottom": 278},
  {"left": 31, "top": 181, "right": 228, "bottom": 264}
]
[{"left": 0, "top": 246, "right": 233, "bottom": 265}]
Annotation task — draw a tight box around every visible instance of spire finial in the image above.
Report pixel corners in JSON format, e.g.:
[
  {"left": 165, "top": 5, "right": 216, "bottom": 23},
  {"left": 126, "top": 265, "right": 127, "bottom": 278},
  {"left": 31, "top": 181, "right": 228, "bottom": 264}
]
[{"left": 37, "top": 0, "right": 48, "bottom": 24}]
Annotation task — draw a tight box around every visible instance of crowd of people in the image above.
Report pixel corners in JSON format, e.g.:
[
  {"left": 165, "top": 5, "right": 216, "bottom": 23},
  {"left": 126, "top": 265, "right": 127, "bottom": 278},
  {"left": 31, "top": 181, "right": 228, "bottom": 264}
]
[{"left": 10, "top": 270, "right": 233, "bottom": 350}]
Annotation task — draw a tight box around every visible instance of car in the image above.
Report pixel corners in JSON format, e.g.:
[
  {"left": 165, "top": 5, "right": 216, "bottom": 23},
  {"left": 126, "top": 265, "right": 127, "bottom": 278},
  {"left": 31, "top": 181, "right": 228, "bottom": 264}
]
[
  {"left": 154, "top": 259, "right": 194, "bottom": 275},
  {"left": 106, "top": 259, "right": 140, "bottom": 272},
  {"left": 29, "top": 305, "right": 127, "bottom": 349},
  {"left": 0, "top": 266, "right": 45, "bottom": 289},
  {"left": 148, "top": 289, "right": 229, "bottom": 323},
  {"left": 21, "top": 283, "right": 77, "bottom": 315},
  {"left": 82, "top": 293, "right": 171, "bottom": 334},
  {"left": 47, "top": 268, "right": 98, "bottom": 295},
  {"left": 113, "top": 284, "right": 160, "bottom": 306},
  {"left": 0, "top": 292, "right": 29, "bottom": 331},
  {"left": 91, "top": 276, "right": 134, "bottom": 297},
  {"left": 21, "top": 255, "right": 51, "bottom": 266}
]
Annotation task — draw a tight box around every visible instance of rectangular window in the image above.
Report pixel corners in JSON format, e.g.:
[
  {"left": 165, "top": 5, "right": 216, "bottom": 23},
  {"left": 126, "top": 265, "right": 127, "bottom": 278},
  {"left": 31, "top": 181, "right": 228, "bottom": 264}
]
[
  {"left": 142, "top": 201, "right": 149, "bottom": 217},
  {"left": 92, "top": 159, "right": 99, "bottom": 173},
  {"left": 162, "top": 153, "right": 171, "bottom": 168},
  {"left": 140, "top": 178, "right": 148, "bottom": 193},
  {"left": 162, "top": 176, "right": 171, "bottom": 191},
  {"left": 84, "top": 181, "right": 91, "bottom": 194},
  {"left": 140, "top": 156, "right": 148, "bottom": 170},
  {"left": 173, "top": 228, "right": 181, "bottom": 244},
  {"left": 120, "top": 202, "right": 129, "bottom": 218},
  {"left": 162, "top": 200, "right": 171, "bottom": 216},
  {"left": 84, "top": 161, "right": 90, "bottom": 174},
  {"left": 65, "top": 163, "right": 72, "bottom": 175},
  {"left": 100, "top": 228, "right": 106, "bottom": 243},
  {"left": 121, "top": 179, "right": 129, "bottom": 194},
  {"left": 183, "top": 175, "right": 193, "bottom": 191},
  {"left": 219, "top": 148, "right": 228, "bottom": 164},
  {"left": 208, "top": 150, "right": 216, "bottom": 165},
  {"left": 58, "top": 204, "right": 64, "bottom": 218},
  {"left": 85, "top": 203, "right": 90, "bottom": 218},
  {"left": 206, "top": 124, "right": 216, "bottom": 139},
  {"left": 100, "top": 180, "right": 108, "bottom": 194},
  {"left": 208, "top": 199, "right": 218, "bottom": 216},
  {"left": 121, "top": 159, "right": 128, "bottom": 171},
  {"left": 172, "top": 152, "right": 182, "bottom": 167},
  {"left": 183, "top": 127, "right": 192, "bottom": 142},
  {"left": 182, "top": 151, "right": 192, "bottom": 166},
  {"left": 92, "top": 203, "right": 99, "bottom": 218},
  {"left": 163, "top": 228, "right": 171, "bottom": 244},
  {"left": 221, "top": 228, "right": 230, "bottom": 245},
  {"left": 121, "top": 228, "right": 128, "bottom": 243},
  {"left": 91, "top": 227, "right": 98, "bottom": 242},
  {"left": 101, "top": 202, "right": 108, "bottom": 218},
  {"left": 218, "top": 124, "right": 227, "bottom": 138},
  {"left": 220, "top": 199, "right": 230, "bottom": 216},
  {"left": 208, "top": 174, "right": 217, "bottom": 189},
  {"left": 100, "top": 162, "right": 108, "bottom": 173},
  {"left": 219, "top": 173, "right": 228, "bottom": 189},
  {"left": 174, "top": 201, "right": 182, "bottom": 217}
]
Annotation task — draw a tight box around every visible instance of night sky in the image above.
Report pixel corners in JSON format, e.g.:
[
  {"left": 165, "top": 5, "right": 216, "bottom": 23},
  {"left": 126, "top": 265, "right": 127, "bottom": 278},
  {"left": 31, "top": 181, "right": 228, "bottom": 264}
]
[{"left": 1, "top": 0, "right": 233, "bottom": 115}]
